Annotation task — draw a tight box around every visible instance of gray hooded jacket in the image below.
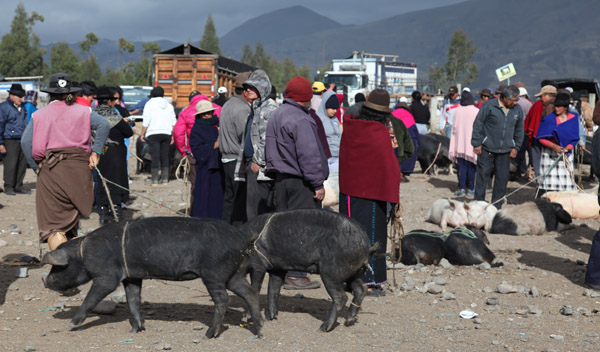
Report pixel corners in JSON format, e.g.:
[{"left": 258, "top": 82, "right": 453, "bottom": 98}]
[
  {"left": 245, "top": 70, "right": 279, "bottom": 181},
  {"left": 316, "top": 90, "right": 341, "bottom": 158}
]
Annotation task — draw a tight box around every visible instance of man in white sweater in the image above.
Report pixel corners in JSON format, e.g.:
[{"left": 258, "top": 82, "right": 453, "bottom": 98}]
[{"left": 140, "top": 86, "right": 176, "bottom": 185}]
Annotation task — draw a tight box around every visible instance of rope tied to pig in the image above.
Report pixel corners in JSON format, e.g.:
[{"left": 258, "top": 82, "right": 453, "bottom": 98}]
[
  {"left": 121, "top": 221, "right": 131, "bottom": 278},
  {"left": 253, "top": 214, "right": 277, "bottom": 268},
  {"left": 421, "top": 142, "right": 442, "bottom": 175},
  {"left": 403, "top": 226, "right": 478, "bottom": 241}
]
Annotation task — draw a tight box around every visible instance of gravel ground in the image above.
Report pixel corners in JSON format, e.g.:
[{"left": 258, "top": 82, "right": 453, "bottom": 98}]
[{"left": 1, "top": 144, "right": 600, "bottom": 351}]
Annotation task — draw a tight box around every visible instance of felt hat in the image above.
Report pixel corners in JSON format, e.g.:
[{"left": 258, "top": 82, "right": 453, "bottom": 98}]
[
  {"left": 195, "top": 100, "right": 216, "bottom": 115},
  {"left": 553, "top": 93, "right": 570, "bottom": 107},
  {"left": 364, "top": 89, "right": 391, "bottom": 112},
  {"left": 95, "top": 86, "right": 115, "bottom": 100},
  {"left": 233, "top": 72, "right": 251, "bottom": 88},
  {"left": 41, "top": 73, "right": 81, "bottom": 94},
  {"left": 7, "top": 84, "right": 26, "bottom": 97},
  {"left": 534, "top": 85, "right": 557, "bottom": 97},
  {"left": 480, "top": 88, "right": 493, "bottom": 98}
]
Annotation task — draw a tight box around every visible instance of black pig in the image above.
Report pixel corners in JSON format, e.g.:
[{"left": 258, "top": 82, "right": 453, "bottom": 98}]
[
  {"left": 443, "top": 226, "right": 501, "bottom": 266},
  {"left": 418, "top": 133, "right": 453, "bottom": 174},
  {"left": 490, "top": 199, "right": 573, "bottom": 236},
  {"left": 41, "top": 217, "right": 263, "bottom": 338},
  {"left": 241, "top": 209, "right": 377, "bottom": 332},
  {"left": 400, "top": 230, "right": 445, "bottom": 265}
]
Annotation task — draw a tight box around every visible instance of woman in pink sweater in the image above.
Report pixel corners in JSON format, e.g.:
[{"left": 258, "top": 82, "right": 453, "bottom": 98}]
[{"left": 449, "top": 91, "right": 479, "bottom": 197}]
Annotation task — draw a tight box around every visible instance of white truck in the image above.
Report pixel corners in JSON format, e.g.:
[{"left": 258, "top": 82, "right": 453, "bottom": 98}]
[{"left": 323, "top": 51, "right": 418, "bottom": 106}]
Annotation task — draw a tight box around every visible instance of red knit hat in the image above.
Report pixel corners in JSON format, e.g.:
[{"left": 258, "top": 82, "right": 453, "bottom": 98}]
[{"left": 284, "top": 77, "right": 313, "bottom": 102}]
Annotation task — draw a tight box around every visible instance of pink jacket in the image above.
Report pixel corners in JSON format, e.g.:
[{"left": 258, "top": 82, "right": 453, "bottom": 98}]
[
  {"left": 173, "top": 94, "right": 222, "bottom": 156},
  {"left": 449, "top": 105, "right": 479, "bottom": 164}
]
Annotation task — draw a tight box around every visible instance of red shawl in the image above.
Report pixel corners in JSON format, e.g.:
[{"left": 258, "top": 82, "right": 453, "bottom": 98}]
[
  {"left": 339, "top": 118, "right": 401, "bottom": 203},
  {"left": 524, "top": 100, "right": 544, "bottom": 144}
]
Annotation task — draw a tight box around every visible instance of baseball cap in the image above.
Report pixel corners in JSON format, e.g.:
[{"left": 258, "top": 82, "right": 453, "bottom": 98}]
[
  {"left": 534, "top": 85, "right": 557, "bottom": 97},
  {"left": 312, "top": 81, "right": 326, "bottom": 93}
]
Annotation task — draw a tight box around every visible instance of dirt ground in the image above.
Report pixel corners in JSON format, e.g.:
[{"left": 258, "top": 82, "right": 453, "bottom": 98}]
[{"left": 1, "top": 145, "right": 600, "bottom": 352}]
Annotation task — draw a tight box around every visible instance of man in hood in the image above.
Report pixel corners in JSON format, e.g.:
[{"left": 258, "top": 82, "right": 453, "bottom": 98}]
[{"left": 239, "top": 70, "right": 279, "bottom": 220}]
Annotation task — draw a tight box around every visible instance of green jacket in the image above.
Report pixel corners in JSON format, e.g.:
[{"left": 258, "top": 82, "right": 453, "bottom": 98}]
[{"left": 390, "top": 117, "right": 414, "bottom": 162}]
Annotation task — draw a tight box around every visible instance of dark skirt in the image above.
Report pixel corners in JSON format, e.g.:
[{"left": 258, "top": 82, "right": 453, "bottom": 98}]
[
  {"left": 96, "top": 143, "right": 129, "bottom": 205},
  {"left": 339, "top": 193, "right": 388, "bottom": 286},
  {"left": 192, "top": 162, "right": 225, "bottom": 219}
]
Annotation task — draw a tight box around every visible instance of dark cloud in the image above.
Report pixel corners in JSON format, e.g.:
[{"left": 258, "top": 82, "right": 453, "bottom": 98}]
[{"left": 2, "top": 0, "right": 464, "bottom": 44}]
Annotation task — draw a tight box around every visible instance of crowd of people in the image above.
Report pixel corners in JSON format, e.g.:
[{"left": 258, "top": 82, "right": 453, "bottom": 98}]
[{"left": 2, "top": 68, "right": 600, "bottom": 294}]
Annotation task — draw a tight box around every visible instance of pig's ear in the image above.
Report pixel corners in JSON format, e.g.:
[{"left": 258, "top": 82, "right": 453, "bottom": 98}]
[
  {"left": 41, "top": 249, "right": 69, "bottom": 266},
  {"left": 448, "top": 199, "right": 456, "bottom": 209},
  {"left": 463, "top": 203, "right": 470, "bottom": 211}
]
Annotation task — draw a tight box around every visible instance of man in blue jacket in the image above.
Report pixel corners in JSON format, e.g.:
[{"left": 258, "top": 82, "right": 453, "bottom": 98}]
[
  {"left": 471, "top": 85, "right": 524, "bottom": 209},
  {"left": 0, "top": 84, "right": 29, "bottom": 195}
]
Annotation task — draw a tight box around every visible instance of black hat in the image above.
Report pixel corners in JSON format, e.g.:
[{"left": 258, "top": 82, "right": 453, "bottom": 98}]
[
  {"left": 579, "top": 90, "right": 589, "bottom": 97},
  {"left": 553, "top": 93, "right": 570, "bottom": 107},
  {"left": 364, "top": 89, "right": 391, "bottom": 112},
  {"left": 42, "top": 73, "right": 81, "bottom": 94},
  {"left": 95, "top": 86, "right": 115, "bottom": 100},
  {"left": 355, "top": 92, "right": 366, "bottom": 103},
  {"left": 8, "top": 84, "right": 26, "bottom": 97}
]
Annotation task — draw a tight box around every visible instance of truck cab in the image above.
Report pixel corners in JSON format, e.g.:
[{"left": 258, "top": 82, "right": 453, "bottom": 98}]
[{"left": 323, "top": 71, "right": 368, "bottom": 106}]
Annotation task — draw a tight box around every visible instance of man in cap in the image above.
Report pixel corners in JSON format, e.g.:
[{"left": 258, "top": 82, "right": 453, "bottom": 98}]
[
  {"left": 471, "top": 85, "right": 524, "bottom": 209},
  {"left": 213, "top": 86, "right": 229, "bottom": 107},
  {"left": 310, "top": 81, "right": 326, "bottom": 111},
  {"left": 524, "top": 84, "right": 557, "bottom": 178},
  {"left": 0, "top": 84, "right": 29, "bottom": 195},
  {"left": 266, "top": 76, "right": 329, "bottom": 289},
  {"left": 578, "top": 90, "right": 594, "bottom": 136},
  {"left": 218, "top": 71, "right": 253, "bottom": 224},
  {"left": 513, "top": 86, "right": 533, "bottom": 179},
  {"left": 440, "top": 86, "right": 460, "bottom": 137}
]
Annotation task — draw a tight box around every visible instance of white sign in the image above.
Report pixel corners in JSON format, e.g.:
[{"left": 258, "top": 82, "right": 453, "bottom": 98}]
[{"left": 496, "top": 63, "right": 516, "bottom": 82}]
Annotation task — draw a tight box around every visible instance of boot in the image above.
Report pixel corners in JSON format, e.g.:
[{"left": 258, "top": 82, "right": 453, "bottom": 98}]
[
  {"left": 113, "top": 204, "right": 123, "bottom": 222},
  {"left": 48, "top": 231, "right": 67, "bottom": 251},
  {"left": 148, "top": 168, "right": 159, "bottom": 186},
  {"left": 159, "top": 167, "right": 169, "bottom": 184},
  {"left": 99, "top": 206, "right": 111, "bottom": 225}
]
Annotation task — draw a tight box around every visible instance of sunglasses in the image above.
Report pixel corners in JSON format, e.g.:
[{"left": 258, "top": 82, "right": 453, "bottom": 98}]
[{"left": 481, "top": 95, "right": 490, "bottom": 98}]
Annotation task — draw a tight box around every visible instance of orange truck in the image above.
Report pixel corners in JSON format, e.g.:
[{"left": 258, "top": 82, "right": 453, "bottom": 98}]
[{"left": 153, "top": 43, "right": 255, "bottom": 110}]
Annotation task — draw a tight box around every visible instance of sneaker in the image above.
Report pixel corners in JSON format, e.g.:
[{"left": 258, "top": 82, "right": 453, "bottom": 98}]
[
  {"left": 454, "top": 189, "right": 465, "bottom": 197},
  {"left": 467, "top": 189, "right": 475, "bottom": 197},
  {"left": 283, "top": 276, "right": 321, "bottom": 290},
  {"left": 366, "top": 286, "right": 387, "bottom": 297}
]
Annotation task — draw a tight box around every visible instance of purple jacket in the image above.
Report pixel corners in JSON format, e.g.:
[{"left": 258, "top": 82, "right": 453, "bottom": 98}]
[{"left": 266, "top": 98, "right": 329, "bottom": 190}]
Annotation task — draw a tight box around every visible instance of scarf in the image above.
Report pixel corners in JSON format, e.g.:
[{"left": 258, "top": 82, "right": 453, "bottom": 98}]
[
  {"left": 536, "top": 112, "right": 580, "bottom": 150},
  {"left": 194, "top": 115, "right": 219, "bottom": 126}
]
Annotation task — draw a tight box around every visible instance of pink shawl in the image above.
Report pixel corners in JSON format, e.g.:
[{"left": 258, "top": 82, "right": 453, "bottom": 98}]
[
  {"left": 449, "top": 105, "right": 479, "bottom": 164},
  {"left": 392, "top": 107, "right": 415, "bottom": 129}
]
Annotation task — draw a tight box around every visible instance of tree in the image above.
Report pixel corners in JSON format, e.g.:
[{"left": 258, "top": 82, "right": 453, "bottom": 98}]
[
  {"left": 118, "top": 37, "right": 135, "bottom": 68},
  {"left": 429, "top": 29, "right": 478, "bottom": 91},
  {"left": 47, "top": 42, "right": 80, "bottom": 77},
  {"left": 0, "top": 3, "right": 45, "bottom": 77},
  {"left": 199, "top": 14, "right": 222, "bottom": 55},
  {"left": 76, "top": 32, "right": 102, "bottom": 82}
]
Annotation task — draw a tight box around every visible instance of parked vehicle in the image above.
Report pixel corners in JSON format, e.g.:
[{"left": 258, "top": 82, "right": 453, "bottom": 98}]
[
  {"left": 323, "top": 51, "right": 418, "bottom": 106},
  {"left": 121, "top": 85, "right": 153, "bottom": 121}
]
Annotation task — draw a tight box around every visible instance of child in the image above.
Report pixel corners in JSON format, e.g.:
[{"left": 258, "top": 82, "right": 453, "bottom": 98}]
[{"left": 189, "top": 100, "right": 224, "bottom": 219}]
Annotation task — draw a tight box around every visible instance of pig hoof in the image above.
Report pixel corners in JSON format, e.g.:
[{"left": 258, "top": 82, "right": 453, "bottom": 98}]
[
  {"left": 344, "top": 318, "right": 357, "bottom": 327},
  {"left": 205, "top": 326, "right": 219, "bottom": 339},
  {"left": 318, "top": 322, "right": 333, "bottom": 332},
  {"left": 67, "top": 322, "right": 80, "bottom": 331}
]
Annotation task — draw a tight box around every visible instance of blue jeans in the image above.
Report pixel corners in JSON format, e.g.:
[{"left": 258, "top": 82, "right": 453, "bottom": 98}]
[{"left": 458, "top": 158, "right": 476, "bottom": 191}]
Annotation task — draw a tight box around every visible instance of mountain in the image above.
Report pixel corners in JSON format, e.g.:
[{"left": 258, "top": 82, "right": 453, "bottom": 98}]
[
  {"left": 220, "top": 5, "right": 344, "bottom": 61},
  {"left": 41, "top": 39, "right": 179, "bottom": 71},
  {"left": 220, "top": 0, "right": 600, "bottom": 90}
]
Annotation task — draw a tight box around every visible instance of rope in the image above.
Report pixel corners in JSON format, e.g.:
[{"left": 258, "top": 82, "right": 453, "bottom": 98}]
[
  {"left": 404, "top": 226, "right": 477, "bottom": 242},
  {"left": 387, "top": 202, "right": 405, "bottom": 287},
  {"left": 175, "top": 155, "right": 192, "bottom": 215},
  {"left": 422, "top": 142, "right": 442, "bottom": 175},
  {"left": 121, "top": 221, "right": 131, "bottom": 278},
  {"left": 94, "top": 164, "right": 190, "bottom": 217},
  {"left": 253, "top": 214, "right": 277, "bottom": 268},
  {"left": 95, "top": 163, "right": 119, "bottom": 222}
]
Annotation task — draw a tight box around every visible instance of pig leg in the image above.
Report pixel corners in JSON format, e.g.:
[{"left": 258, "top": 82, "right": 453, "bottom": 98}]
[
  {"left": 319, "top": 276, "right": 347, "bottom": 332},
  {"left": 265, "top": 270, "right": 286, "bottom": 320},
  {"left": 344, "top": 276, "right": 366, "bottom": 326},
  {"left": 203, "top": 281, "right": 229, "bottom": 338},
  {"left": 123, "top": 279, "right": 144, "bottom": 332},
  {"left": 250, "top": 268, "right": 267, "bottom": 294},
  {"left": 69, "top": 276, "right": 120, "bottom": 329},
  {"left": 226, "top": 272, "right": 264, "bottom": 337}
]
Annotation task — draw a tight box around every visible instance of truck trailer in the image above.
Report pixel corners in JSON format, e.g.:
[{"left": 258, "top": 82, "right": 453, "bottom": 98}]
[
  {"left": 153, "top": 43, "right": 255, "bottom": 110},
  {"left": 323, "top": 51, "right": 417, "bottom": 106}
]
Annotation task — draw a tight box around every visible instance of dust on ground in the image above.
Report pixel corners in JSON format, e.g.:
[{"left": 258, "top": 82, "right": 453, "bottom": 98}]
[{"left": 1, "top": 146, "right": 600, "bottom": 351}]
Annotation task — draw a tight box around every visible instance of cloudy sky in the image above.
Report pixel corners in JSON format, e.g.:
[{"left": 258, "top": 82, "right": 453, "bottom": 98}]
[{"left": 2, "top": 0, "right": 465, "bottom": 44}]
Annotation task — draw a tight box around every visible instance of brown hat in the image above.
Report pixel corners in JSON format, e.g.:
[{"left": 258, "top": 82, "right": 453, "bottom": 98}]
[
  {"left": 534, "top": 85, "right": 557, "bottom": 97},
  {"left": 233, "top": 71, "right": 251, "bottom": 88},
  {"left": 480, "top": 88, "right": 492, "bottom": 98},
  {"left": 495, "top": 84, "right": 507, "bottom": 95},
  {"left": 514, "top": 82, "right": 526, "bottom": 88},
  {"left": 364, "top": 89, "right": 391, "bottom": 112}
]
